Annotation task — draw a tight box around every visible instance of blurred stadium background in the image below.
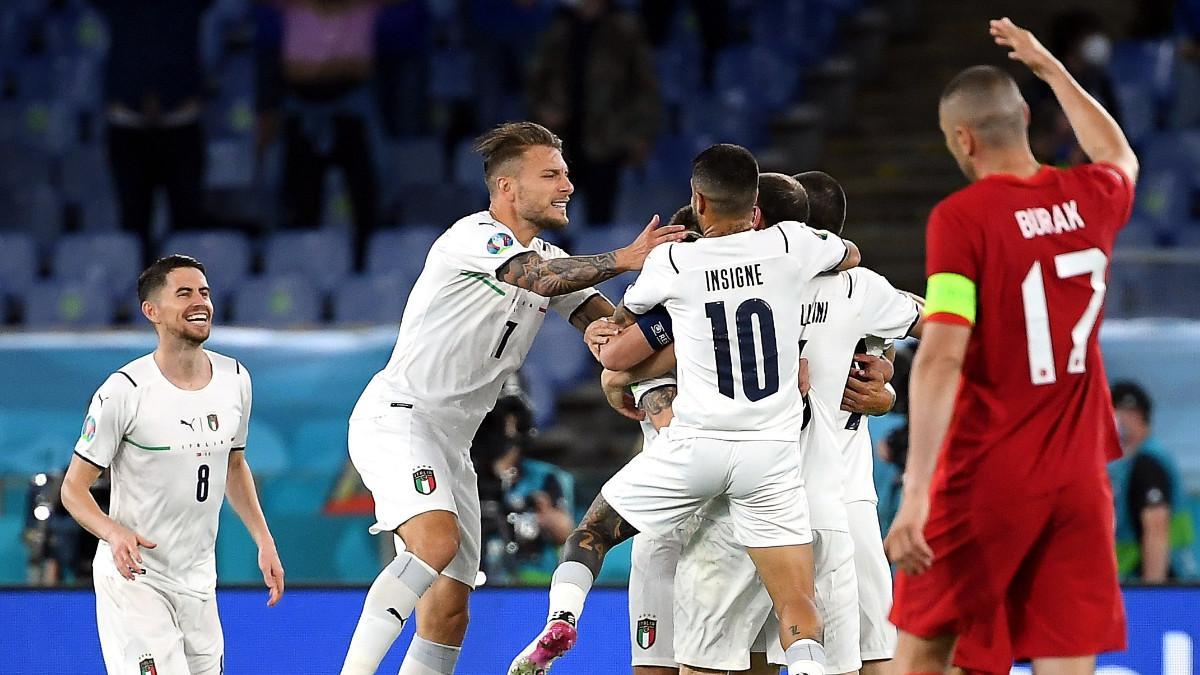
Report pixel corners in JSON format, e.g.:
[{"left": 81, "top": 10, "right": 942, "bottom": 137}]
[{"left": 1, "top": 0, "right": 1198, "bottom": 672}]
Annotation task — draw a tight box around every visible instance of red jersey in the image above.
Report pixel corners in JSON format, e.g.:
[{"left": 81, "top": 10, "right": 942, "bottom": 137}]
[{"left": 925, "top": 163, "right": 1134, "bottom": 497}]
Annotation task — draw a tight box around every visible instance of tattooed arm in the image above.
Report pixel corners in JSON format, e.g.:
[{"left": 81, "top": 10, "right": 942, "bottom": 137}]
[
  {"left": 495, "top": 214, "right": 685, "bottom": 296},
  {"left": 567, "top": 294, "right": 616, "bottom": 332},
  {"left": 639, "top": 385, "right": 677, "bottom": 432}
]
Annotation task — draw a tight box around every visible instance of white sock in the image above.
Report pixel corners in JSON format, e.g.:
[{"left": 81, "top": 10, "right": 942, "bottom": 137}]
[
  {"left": 341, "top": 552, "right": 439, "bottom": 675},
  {"left": 785, "top": 638, "right": 826, "bottom": 675},
  {"left": 398, "top": 636, "right": 461, "bottom": 674},
  {"left": 546, "top": 560, "right": 593, "bottom": 625}
]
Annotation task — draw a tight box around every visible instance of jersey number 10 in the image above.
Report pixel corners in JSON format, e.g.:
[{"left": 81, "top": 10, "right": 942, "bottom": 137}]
[
  {"left": 1020, "top": 247, "right": 1107, "bottom": 386},
  {"left": 705, "top": 299, "right": 779, "bottom": 401}
]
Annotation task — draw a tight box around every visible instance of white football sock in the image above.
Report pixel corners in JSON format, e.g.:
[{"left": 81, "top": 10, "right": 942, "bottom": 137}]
[
  {"left": 785, "top": 638, "right": 826, "bottom": 675},
  {"left": 341, "top": 552, "right": 438, "bottom": 675},
  {"left": 398, "top": 635, "right": 461, "bottom": 674},
  {"left": 546, "top": 560, "right": 594, "bottom": 625}
]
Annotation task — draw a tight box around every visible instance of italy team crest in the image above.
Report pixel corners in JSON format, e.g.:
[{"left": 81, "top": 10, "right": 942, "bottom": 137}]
[
  {"left": 138, "top": 655, "right": 158, "bottom": 675},
  {"left": 636, "top": 617, "right": 657, "bottom": 649},
  {"left": 413, "top": 467, "right": 437, "bottom": 495},
  {"left": 207, "top": 414, "right": 219, "bottom": 431}
]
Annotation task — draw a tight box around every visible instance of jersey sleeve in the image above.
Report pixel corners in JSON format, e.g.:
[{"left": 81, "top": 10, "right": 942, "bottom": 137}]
[
  {"left": 537, "top": 240, "right": 605, "bottom": 319},
  {"left": 233, "top": 365, "right": 252, "bottom": 450},
  {"left": 780, "top": 221, "right": 852, "bottom": 277},
  {"left": 73, "top": 374, "right": 134, "bottom": 469},
  {"left": 852, "top": 268, "right": 921, "bottom": 340},
  {"left": 923, "top": 199, "right": 983, "bottom": 327},
  {"left": 1075, "top": 162, "right": 1136, "bottom": 232},
  {"left": 634, "top": 304, "right": 674, "bottom": 350},
  {"left": 1130, "top": 454, "right": 1173, "bottom": 512},
  {"left": 621, "top": 245, "right": 674, "bottom": 315},
  {"left": 436, "top": 220, "right": 536, "bottom": 278}
]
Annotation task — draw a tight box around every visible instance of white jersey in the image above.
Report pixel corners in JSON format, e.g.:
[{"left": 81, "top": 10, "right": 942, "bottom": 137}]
[
  {"left": 74, "top": 351, "right": 251, "bottom": 599},
  {"left": 351, "top": 211, "right": 598, "bottom": 442},
  {"left": 623, "top": 220, "right": 851, "bottom": 441},
  {"left": 798, "top": 267, "right": 919, "bottom": 503}
]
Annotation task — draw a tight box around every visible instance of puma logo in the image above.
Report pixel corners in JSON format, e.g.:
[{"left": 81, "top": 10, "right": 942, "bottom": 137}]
[
  {"left": 386, "top": 607, "right": 405, "bottom": 624},
  {"left": 180, "top": 419, "right": 196, "bottom": 431}
]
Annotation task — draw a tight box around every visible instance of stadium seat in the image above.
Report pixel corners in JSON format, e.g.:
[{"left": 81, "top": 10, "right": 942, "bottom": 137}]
[
  {"left": 0, "top": 181, "right": 62, "bottom": 243},
  {"left": 22, "top": 280, "right": 114, "bottom": 328},
  {"left": 390, "top": 136, "right": 445, "bottom": 186},
  {"left": 263, "top": 230, "right": 351, "bottom": 292},
  {"left": 0, "top": 232, "right": 38, "bottom": 295},
  {"left": 206, "top": 138, "right": 256, "bottom": 189},
  {"left": 366, "top": 225, "right": 443, "bottom": 276},
  {"left": 428, "top": 48, "right": 475, "bottom": 102},
  {"left": 613, "top": 180, "right": 690, "bottom": 227},
  {"left": 229, "top": 274, "right": 322, "bottom": 328},
  {"left": 1134, "top": 131, "right": 1200, "bottom": 231},
  {"left": 529, "top": 317, "right": 592, "bottom": 391},
  {"left": 452, "top": 137, "right": 483, "bottom": 187},
  {"left": 51, "top": 232, "right": 141, "bottom": 299},
  {"left": 160, "top": 230, "right": 253, "bottom": 299},
  {"left": 331, "top": 272, "right": 416, "bottom": 326},
  {"left": 400, "top": 182, "right": 485, "bottom": 226}
]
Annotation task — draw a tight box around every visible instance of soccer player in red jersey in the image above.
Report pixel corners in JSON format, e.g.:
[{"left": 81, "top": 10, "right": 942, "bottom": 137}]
[{"left": 884, "top": 18, "right": 1139, "bottom": 675}]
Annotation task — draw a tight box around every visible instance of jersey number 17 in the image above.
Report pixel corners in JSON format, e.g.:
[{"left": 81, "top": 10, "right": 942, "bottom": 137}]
[{"left": 1020, "top": 247, "right": 1107, "bottom": 386}]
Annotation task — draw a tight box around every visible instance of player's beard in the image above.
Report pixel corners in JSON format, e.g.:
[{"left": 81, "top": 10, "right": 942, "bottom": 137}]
[{"left": 521, "top": 203, "right": 569, "bottom": 231}]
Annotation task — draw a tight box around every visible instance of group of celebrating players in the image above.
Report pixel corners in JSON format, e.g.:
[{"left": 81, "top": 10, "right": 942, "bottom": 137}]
[{"left": 61, "top": 17, "right": 1139, "bottom": 675}]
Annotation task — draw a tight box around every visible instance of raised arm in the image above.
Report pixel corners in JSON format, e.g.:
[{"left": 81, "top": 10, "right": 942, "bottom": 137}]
[
  {"left": 991, "top": 17, "right": 1139, "bottom": 183},
  {"left": 497, "top": 215, "right": 685, "bottom": 296}
]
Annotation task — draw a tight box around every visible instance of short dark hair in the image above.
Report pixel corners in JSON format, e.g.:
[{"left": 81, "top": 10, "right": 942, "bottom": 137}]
[
  {"left": 757, "top": 173, "right": 808, "bottom": 227},
  {"left": 940, "top": 65, "right": 1026, "bottom": 147},
  {"left": 691, "top": 144, "right": 759, "bottom": 217},
  {"left": 666, "top": 204, "right": 703, "bottom": 240},
  {"left": 138, "top": 254, "right": 206, "bottom": 302},
  {"left": 792, "top": 171, "right": 847, "bottom": 234},
  {"left": 473, "top": 121, "right": 563, "bottom": 189},
  {"left": 1111, "top": 380, "right": 1152, "bottom": 422}
]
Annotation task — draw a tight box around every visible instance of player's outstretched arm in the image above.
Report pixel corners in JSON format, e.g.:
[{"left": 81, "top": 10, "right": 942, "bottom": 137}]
[
  {"left": 61, "top": 455, "right": 156, "bottom": 580},
  {"left": 990, "top": 17, "right": 1139, "bottom": 183},
  {"left": 497, "top": 215, "right": 686, "bottom": 296},
  {"left": 226, "top": 452, "right": 285, "bottom": 606}
]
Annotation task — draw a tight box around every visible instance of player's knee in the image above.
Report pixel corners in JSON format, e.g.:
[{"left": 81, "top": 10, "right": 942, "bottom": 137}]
[{"left": 399, "top": 516, "right": 461, "bottom": 572}]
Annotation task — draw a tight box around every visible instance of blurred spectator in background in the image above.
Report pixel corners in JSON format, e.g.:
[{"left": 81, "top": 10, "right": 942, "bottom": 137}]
[
  {"left": 258, "top": 0, "right": 384, "bottom": 268},
  {"left": 23, "top": 468, "right": 108, "bottom": 586},
  {"left": 1028, "top": 10, "right": 1121, "bottom": 166},
  {"left": 90, "top": 0, "right": 212, "bottom": 260},
  {"left": 1109, "top": 381, "right": 1197, "bottom": 582},
  {"left": 527, "top": 0, "right": 660, "bottom": 224},
  {"left": 639, "top": 0, "right": 730, "bottom": 88},
  {"left": 473, "top": 376, "right": 574, "bottom": 585}
]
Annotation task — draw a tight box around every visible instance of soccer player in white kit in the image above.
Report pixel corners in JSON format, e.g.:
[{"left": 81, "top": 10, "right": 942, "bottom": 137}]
[
  {"left": 339, "top": 121, "right": 685, "bottom": 675},
  {"left": 60, "top": 255, "right": 284, "bottom": 675},
  {"left": 509, "top": 144, "right": 862, "bottom": 675}
]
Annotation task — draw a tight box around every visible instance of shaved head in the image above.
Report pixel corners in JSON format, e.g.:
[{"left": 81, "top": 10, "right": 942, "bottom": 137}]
[{"left": 939, "top": 65, "right": 1028, "bottom": 148}]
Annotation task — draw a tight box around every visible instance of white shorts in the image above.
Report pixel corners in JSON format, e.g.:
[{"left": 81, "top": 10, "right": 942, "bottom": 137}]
[
  {"left": 763, "top": 529, "right": 862, "bottom": 673},
  {"left": 628, "top": 526, "right": 693, "bottom": 668},
  {"left": 673, "top": 509, "right": 773, "bottom": 671},
  {"left": 348, "top": 404, "right": 482, "bottom": 589},
  {"left": 94, "top": 573, "right": 223, "bottom": 675},
  {"left": 601, "top": 429, "right": 812, "bottom": 549},
  {"left": 847, "top": 500, "right": 897, "bottom": 661}
]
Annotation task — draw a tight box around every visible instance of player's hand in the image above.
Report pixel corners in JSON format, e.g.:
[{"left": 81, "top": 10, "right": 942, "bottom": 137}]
[
  {"left": 884, "top": 488, "right": 935, "bottom": 575},
  {"left": 258, "top": 540, "right": 285, "bottom": 607},
  {"left": 990, "top": 17, "right": 1063, "bottom": 82},
  {"left": 105, "top": 523, "right": 155, "bottom": 580},
  {"left": 841, "top": 354, "right": 895, "bottom": 415},
  {"left": 600, "top": 370, "right": 644, "bottom": 421},
  {"left": 615, "top": 215, "right": 687, "bottom": 272},
  {"left": 584, "top": 318, "right": 622, "bottom": 360},
  {"left": 798, "top": 358, "right": 811, "bottom": 397}
]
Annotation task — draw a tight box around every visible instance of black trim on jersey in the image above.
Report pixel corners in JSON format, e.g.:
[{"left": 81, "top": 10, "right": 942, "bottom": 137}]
[
  {"left": 778, "top": 226, "right": 789, "bottom": 253},
  {"left": 847, "top": 271, "right": 856, "bottom": 299},
  {"left": 823, "top": 243, "right": 850, "bottom": 274},
  {"left": 231, "top": 446, "right": 246, "bottom": 452},
  {"left": 116, "top": 370, "right": 137, "bottom": 387},
  {"left": 668, "top": 244, "right": 680, "bottom": 274},
  {"left": 801, "top": 394, "right": 812, "bottom": 431},
  {"left": 236, "top": 360, "right": 241, "bottom": 374},
  {"left": 74, "top": 451, "right": 107, "bottom": 471},
  {"left": 905, "top": 304, "right": 921, "bottom": 338},
  {"left": 390, "top": 402, "right": 414, "bottom": 409}
]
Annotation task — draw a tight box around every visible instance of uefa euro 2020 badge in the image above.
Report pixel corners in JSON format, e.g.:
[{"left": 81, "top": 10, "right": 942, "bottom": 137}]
[
  {"left": 486, "top": 232, "right": 514, "bottom": 255},
  {"left": 80, "top": 416, "right": 97, "bottom": 445}
]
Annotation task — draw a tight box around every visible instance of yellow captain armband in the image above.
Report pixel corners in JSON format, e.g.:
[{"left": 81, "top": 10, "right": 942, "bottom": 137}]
[{"left": 924, "top": 272, "right": 976, "bottom": 326}]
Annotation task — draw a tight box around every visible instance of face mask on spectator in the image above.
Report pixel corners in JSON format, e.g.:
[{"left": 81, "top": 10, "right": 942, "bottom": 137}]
[{"left": 1080, "top": 34, "right": 1112, "bottom": 67}]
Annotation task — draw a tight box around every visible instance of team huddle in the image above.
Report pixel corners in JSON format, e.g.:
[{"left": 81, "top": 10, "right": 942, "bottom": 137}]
[{"left": 62, "top": 19, "right": 1139, "bottom": 675}]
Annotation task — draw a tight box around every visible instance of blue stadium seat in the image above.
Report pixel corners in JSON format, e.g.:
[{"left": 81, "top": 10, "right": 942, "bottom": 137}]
[
  {"left": 206, "top": 138, "right": 256, "bottom": 189},
  {"left": 22, "top": 281, "right": 114, "bottom": 328},
  {"left": 1114, "top": 216, "right": 1158, "bottom": 248},
  {"left": 331, "top": 272, "right": 416, "bottom": 326},
  {"left": 401, "top": 183, "right": 484, "bottom": 226},
  {"left": 390, "top": 136, "right": 445, "bottom": 186},
  {"left": 714, "top": 45, "right": 800, "bottom": 113},
  {"left": 0, "top": 232, "right": 39, "bottom": 294},
  {"left": 51, "top": 232, "right": 141, "bottom": 299},
  {"left": 230, "top": 275, "right": 322, "bottom": 328},
  {"left": 263, "top": 230, "right": 351, "bottom": 292},
  {"left": 367, "top": 225, "right": 443, "bottom": 276},
  {"left": 1134, "top": 131, "right": 1200, "bottom": 232},
  {"left": 428, "top": 49, "right": 475, "bottom": 102},
  {"left": 529, "top": 317, "right": 591, "bottom": 391},
  {"left": 160, "top": 230, "right": 253, "bottom": 299},
  {"left": 613, "top": 180, "right": 690, "bottom": 227},
  {"left": 452, "top": 137, "right": 483, "bottom": 187},
  {"left": 680, "top": 92, "right": 767, "bottom": 149}
]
